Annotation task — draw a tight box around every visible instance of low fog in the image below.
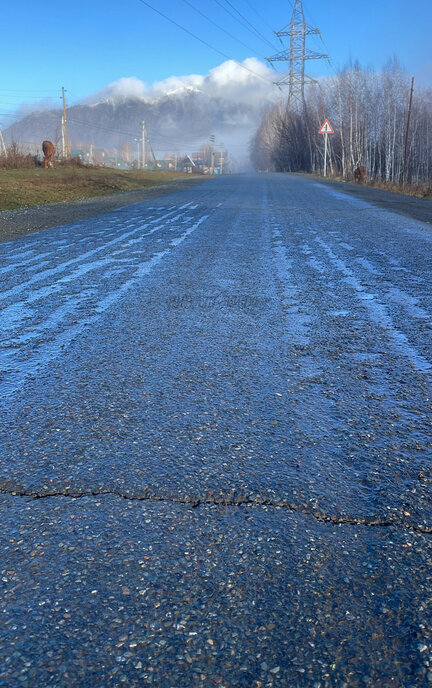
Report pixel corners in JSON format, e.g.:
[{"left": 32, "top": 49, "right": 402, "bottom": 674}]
[{"left": 5, "top": 58, "right": 281, "bottom": 165}]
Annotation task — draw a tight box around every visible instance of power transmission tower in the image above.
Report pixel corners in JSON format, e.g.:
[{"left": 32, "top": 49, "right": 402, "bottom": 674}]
[{"left": 266, "top": 0, "right": 328, "bottom": 108}]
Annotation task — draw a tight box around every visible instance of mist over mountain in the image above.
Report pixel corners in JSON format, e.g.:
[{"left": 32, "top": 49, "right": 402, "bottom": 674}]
[{"left": 4, "top": 59, "right": 278, "bottom": 165}]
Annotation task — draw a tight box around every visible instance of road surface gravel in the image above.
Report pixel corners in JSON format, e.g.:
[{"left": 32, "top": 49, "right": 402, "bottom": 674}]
[{"left": 0, "top": 174, "right": 431, "bottom": 687}]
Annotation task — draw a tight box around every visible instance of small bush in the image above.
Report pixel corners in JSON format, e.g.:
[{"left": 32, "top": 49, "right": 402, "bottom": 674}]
[
  {"left": 0, "top": 145, "right": 91, "bottom": 170},
  {"left": 57, "top": 156, "right": 88, "bottom": 168},
  {"left": 0, "top": 142, "right": 40, "bottom": 169}
]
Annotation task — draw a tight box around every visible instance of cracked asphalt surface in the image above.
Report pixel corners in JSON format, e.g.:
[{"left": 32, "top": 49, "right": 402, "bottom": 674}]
[{"left": 0, "top": 174, "right": 431, "bottom": 686}]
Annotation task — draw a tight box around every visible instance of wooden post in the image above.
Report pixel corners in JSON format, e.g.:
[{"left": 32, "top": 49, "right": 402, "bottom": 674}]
[
  {"left": 62, "top": 87, "right": 69, "bottom": 159},
  {"left": 403, "top": 77, "right": 414, "bottom": 182}
]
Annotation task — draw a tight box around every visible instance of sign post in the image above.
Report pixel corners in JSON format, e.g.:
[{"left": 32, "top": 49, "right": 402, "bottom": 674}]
[{"left": 318, "top": 120, "right": 334, "bottom": 177}]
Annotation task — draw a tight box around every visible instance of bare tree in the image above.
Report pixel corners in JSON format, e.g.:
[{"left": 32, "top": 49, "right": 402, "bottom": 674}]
[{"left": 251, "top": 58, "right": 432, "bottom": 187}]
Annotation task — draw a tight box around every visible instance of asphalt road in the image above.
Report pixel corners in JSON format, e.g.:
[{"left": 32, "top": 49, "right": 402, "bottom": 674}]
[
  {"left": 0, "top": 174, "right": 431, "bottom": 687},
  {"left": 0, "top": 176, "right": 208, "bottom": 244}
]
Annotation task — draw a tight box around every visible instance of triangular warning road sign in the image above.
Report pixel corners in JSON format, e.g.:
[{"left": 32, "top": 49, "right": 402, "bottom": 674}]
[{"left": 319, "top": 119, "right": 334, "bottom": 134}]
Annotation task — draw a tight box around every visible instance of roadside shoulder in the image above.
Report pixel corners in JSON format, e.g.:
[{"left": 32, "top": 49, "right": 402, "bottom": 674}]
[
  {"left": 0, "top": 176, "right": 211, "bottom": 243},
  {"left": 296, "top": 173, "right": 432, "bottom": 227}
]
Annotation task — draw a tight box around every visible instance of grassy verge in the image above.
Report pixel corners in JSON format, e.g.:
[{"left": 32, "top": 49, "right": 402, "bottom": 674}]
[
  {"left": 366, "top": 179, "right": 432, "bottom": 198},
  {"left": 315, "top": 173, "right": 432, "bottom": 198},
  {"left": 0, "top": 167, "right": 202, "bottom": 211}
]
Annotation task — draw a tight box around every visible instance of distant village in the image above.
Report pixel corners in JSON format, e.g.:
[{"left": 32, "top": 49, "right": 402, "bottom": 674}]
[
  {"left": 0, "top": 130, "right": 232, "bottom": 173},
  {"left": 69, "top": 141, "right": 229, "bottom": 174}
]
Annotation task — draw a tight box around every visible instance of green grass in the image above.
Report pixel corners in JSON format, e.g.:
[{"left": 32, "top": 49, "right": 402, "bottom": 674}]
[{"left": 0, "top": 167, "right": 201, "bottom": 211}]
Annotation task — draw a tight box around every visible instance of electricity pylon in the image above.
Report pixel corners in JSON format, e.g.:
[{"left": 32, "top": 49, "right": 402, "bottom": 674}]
[{"left": 266, "top": 0, "right": 328, "bottom": 108}]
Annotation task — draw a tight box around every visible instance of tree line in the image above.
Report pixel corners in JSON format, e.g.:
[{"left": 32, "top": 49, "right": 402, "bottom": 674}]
[{"left": 250, "top": 59, "right": 432, "bottom": 186}]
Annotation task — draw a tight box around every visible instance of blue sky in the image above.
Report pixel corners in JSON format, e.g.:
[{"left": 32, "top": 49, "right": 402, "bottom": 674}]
[{"left": 1, "top": 0, "right": 431, "bottom": 127}]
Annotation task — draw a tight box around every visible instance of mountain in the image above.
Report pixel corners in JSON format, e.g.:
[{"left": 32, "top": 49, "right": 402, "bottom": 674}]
[{"left": 3, "top": 59, "right": 278, "bottom": 164}]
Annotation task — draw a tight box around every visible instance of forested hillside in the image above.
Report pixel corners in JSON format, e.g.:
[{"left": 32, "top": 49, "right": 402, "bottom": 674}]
[{"left": 250, "top": 60, "right": 432, "bottom": 185}]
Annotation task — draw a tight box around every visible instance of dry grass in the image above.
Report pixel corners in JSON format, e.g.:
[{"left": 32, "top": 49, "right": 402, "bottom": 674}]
[
  {"left": 0, "top": 167, "right": 200, "bottom": 211},
  {"left": 366, "top": 179, "right": 432, "bottom": 198},
  {"left": 324, "top": 172, "right": 432, "bottom": 198}
]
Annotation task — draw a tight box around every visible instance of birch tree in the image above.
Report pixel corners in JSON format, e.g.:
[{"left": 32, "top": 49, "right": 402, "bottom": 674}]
[{"left": 250, "top": 59, "right": 432, "bottom": 187}]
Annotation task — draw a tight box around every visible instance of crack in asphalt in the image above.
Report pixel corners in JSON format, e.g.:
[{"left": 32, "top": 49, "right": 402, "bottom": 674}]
[{"left": 1, "top": 484, "right": 431, "bottom": 534}]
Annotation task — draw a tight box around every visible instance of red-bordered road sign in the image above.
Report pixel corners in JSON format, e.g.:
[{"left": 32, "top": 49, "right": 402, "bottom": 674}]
[{"left": 319, "top": 120, "right": 334, "bottom": 134}]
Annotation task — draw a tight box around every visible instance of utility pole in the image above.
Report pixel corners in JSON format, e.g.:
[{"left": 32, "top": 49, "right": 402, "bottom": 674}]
[
  {"left": 0, "top": 130, "right": 6, "bottom": 157},
  {"left": 61, "top": 115, "right": 66, "bottom": 158},
  {"left": 62, "top": 87, "right": 69, "bottom": 158},
  {"left": 210, "top": 134, "right": 215, "bottom": 174},
  {"left": 143, "top": 125, "right": 158, "bottom": 168},
  {"left": 403, "top": 77, "right": 415, "bottom": 183},
  {"left": 266, "top": 0, "right": 328, "bottom": 109},
  {"left": 134, "top": 139, "right": 140, "bottom": 168},
  {"left": 141, "top": 121, "right": 146, "bottom": 169}
]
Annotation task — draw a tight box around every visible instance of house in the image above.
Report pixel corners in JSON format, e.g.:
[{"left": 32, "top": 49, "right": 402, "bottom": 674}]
[{"left": 179, "top": 155, "right": 203, "bottom": 174}]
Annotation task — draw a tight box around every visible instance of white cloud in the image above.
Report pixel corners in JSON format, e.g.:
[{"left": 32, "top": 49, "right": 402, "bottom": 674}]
[
  {"left": 83, "top": 58, "right": 278, "bottom": 106},
  {"left": 82, "top": 76, "right": 149, "bottom": 103}
]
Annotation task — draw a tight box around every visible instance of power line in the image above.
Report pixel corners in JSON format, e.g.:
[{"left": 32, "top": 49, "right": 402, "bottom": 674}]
[
  {"left": 2, "top": 112, "right": 270, "bottom": 157},
  {"left": 0, "top": 98, "right": 57, "bottom": 103},
  {"left": 213, "top": 0, "right": 278, "bottom": 50},
  {"left": 135, "top": 0, "right": 271, "bottom": 84},
  {"left": 67, "top": 117, "right": 142, "bottom": 139},
  {"left": 0, "top": 89, "right": 59, "bottom": 93},
  {"left": 67, "top": 116, "right": 212, "bottom": 147},
  {"left": 66, "top": 115, "right": 248, "bottom": 153},
  {"left": 240, "top": 0, "right": 278, "bottom": 34},
  {"left": 221, "top": 0, "right": 278, "bottom": 49},
  {"left": 301, "top": 3, "right": 331, "bottom": 53},
  {"left": 180, "top": 0, "right": 267, "bottom": 59},
  {"left": 1, "top": 113, "right": 249, "bottom": 155}
]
